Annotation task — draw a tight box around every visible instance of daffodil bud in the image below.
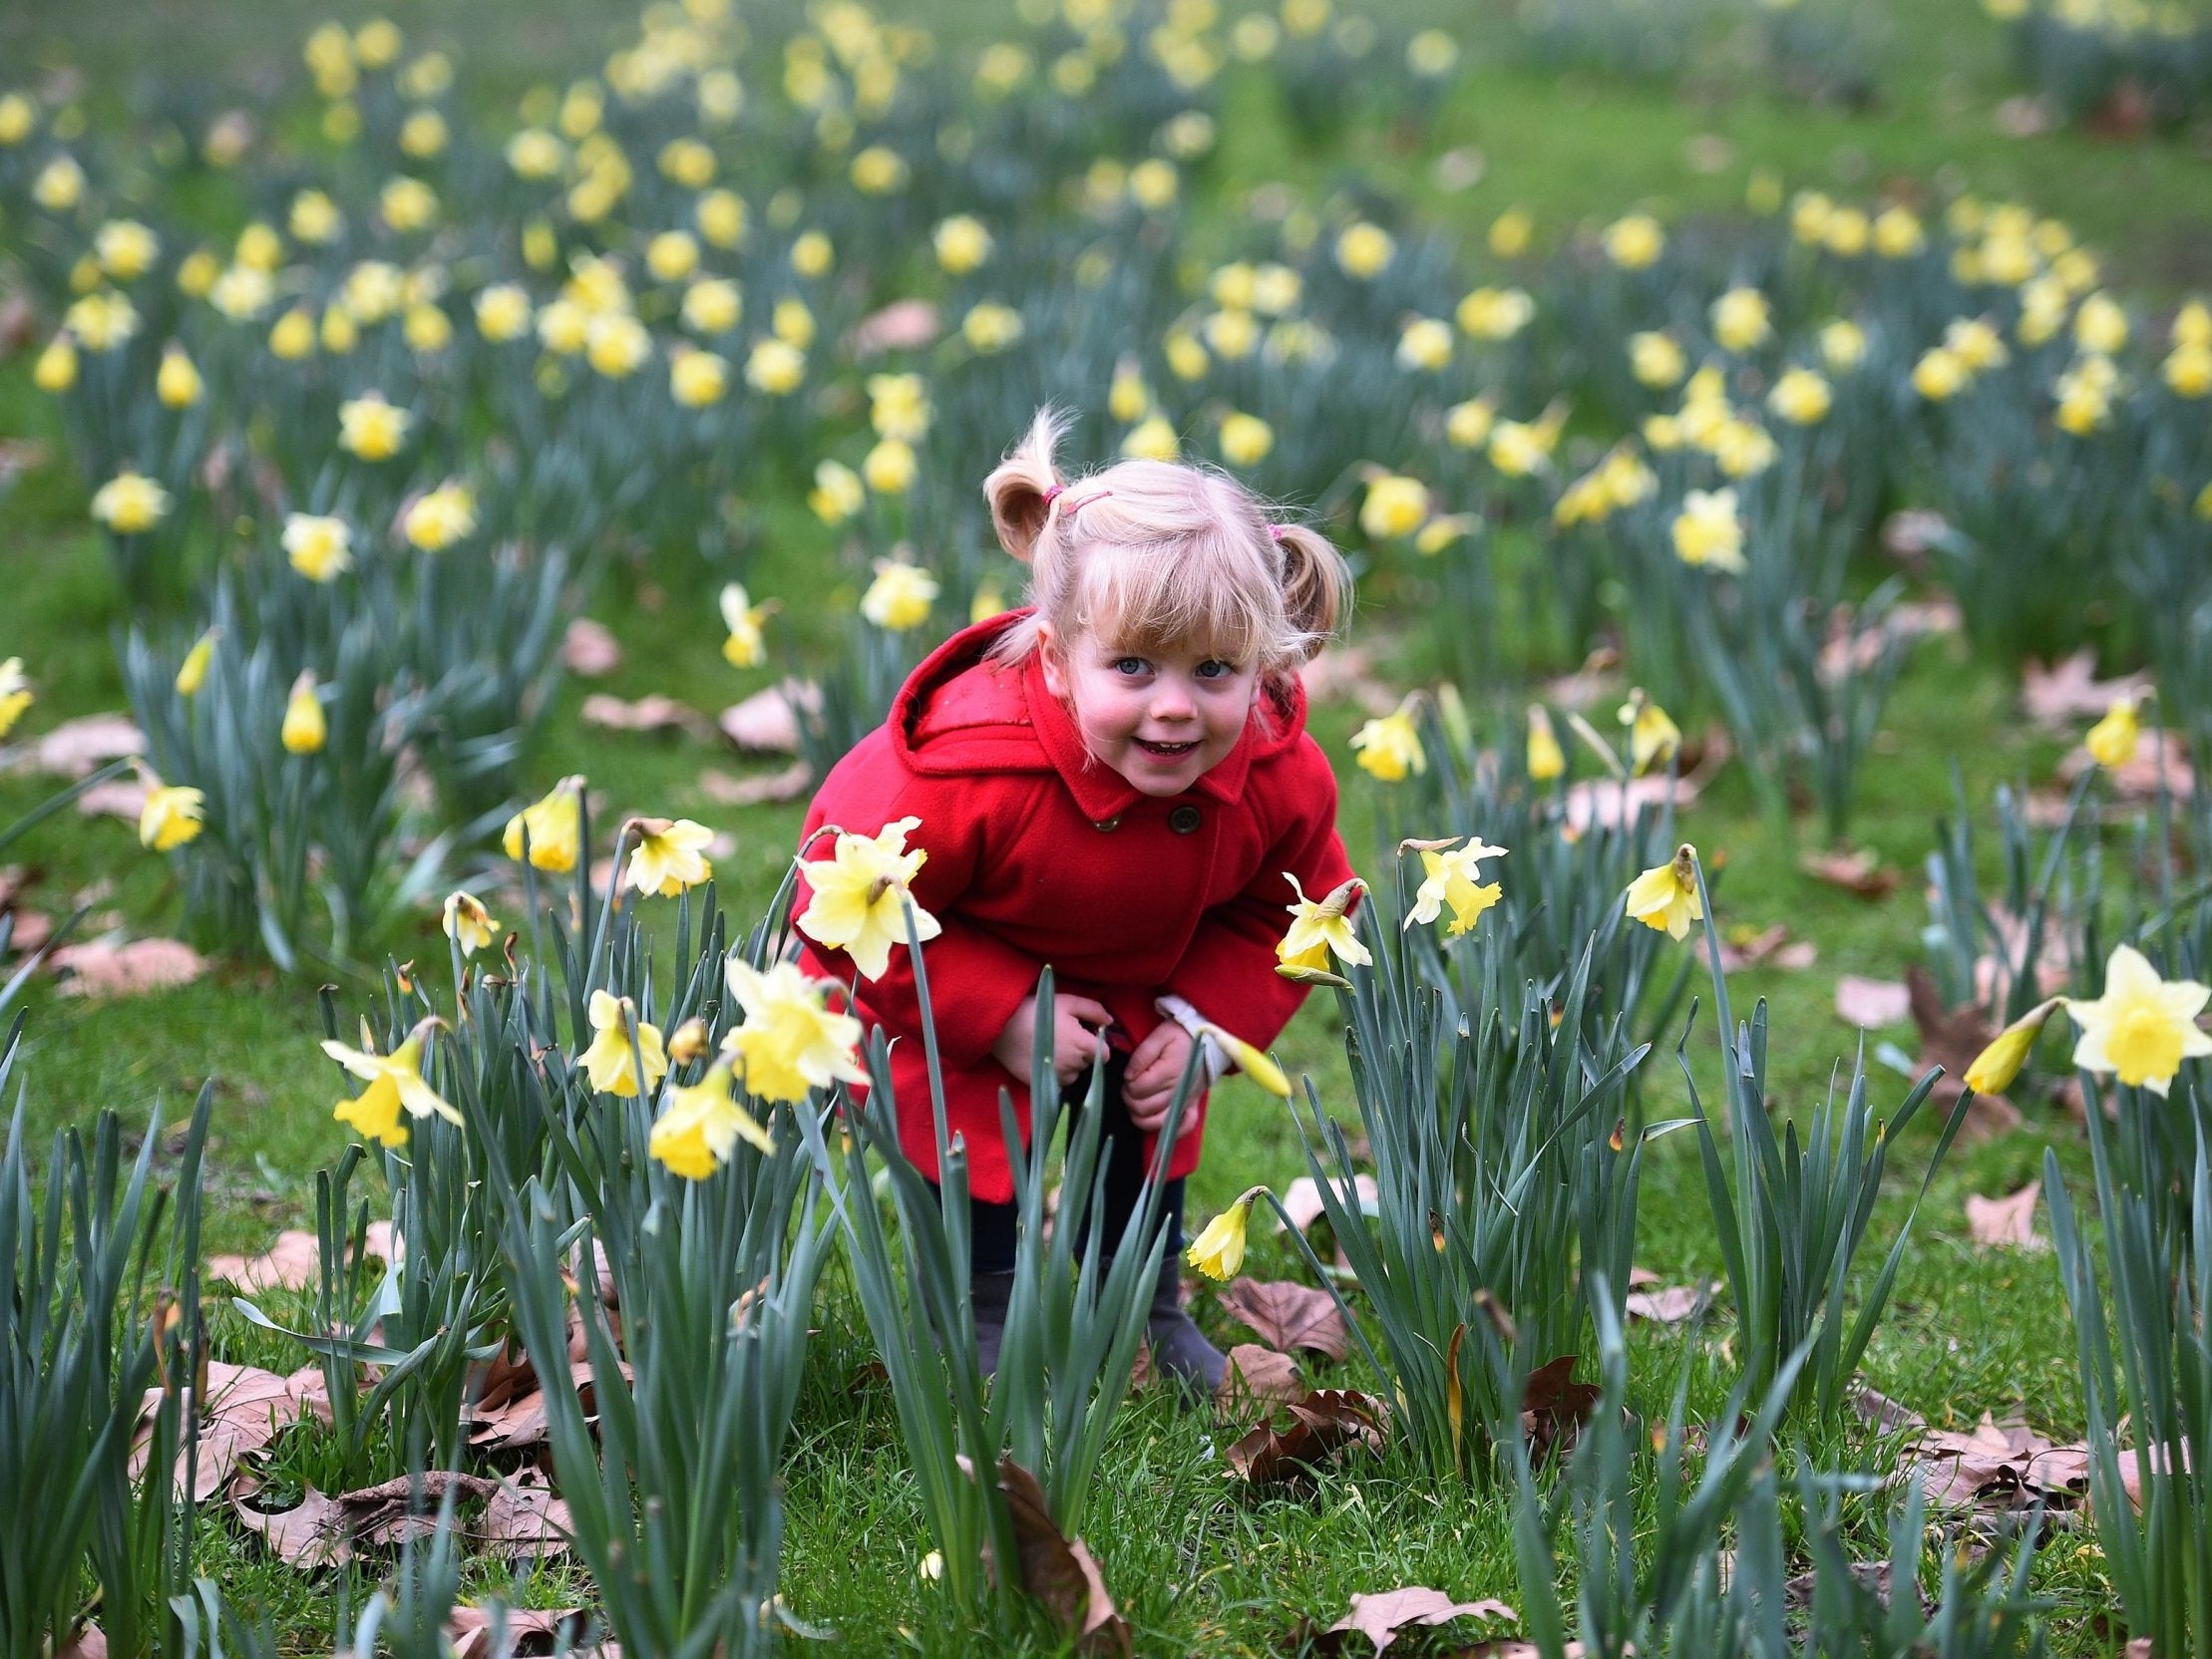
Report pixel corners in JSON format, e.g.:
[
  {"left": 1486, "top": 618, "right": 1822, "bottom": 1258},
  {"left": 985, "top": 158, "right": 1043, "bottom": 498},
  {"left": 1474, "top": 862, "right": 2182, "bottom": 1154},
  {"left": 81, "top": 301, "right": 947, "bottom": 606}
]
[
  {"left": 1186, "top": 1184, "right": 1269, "bottom": 1280},
  {"left": 668, "top": 1017, "right": 712, "bottom": 1065},
  {"left": 1964, "top": 998, "right": 2062, "bottom": 1098}
]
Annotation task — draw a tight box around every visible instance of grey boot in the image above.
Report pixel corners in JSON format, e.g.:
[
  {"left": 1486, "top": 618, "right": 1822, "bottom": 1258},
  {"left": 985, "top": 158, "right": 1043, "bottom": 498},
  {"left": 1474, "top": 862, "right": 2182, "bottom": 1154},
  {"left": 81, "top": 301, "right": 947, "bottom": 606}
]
[
  {"left": 971, "top": 1270, "right": 1015, "bottom": 1378},
  {"left": 1145, "top": 1250, "right": 1226, "bottom": 1403}
]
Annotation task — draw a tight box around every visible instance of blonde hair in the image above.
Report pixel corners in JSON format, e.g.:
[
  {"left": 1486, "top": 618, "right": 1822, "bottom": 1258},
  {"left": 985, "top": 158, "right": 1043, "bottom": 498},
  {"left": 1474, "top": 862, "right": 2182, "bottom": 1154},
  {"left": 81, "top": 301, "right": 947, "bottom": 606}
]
[{"left": 981, "top": 409, "right": 1349, "bottom": 677}]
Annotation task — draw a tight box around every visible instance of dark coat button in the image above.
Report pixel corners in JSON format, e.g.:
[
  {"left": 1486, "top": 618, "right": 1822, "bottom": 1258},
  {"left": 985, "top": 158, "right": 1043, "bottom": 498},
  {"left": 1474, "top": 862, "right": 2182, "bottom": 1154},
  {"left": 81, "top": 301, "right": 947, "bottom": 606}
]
[
  {"left": 1169, "top": 805, "right": 1202, "bottom": 834},
  {"left": 1094, "top": 816, "right": 1120, "bottom": 831}
]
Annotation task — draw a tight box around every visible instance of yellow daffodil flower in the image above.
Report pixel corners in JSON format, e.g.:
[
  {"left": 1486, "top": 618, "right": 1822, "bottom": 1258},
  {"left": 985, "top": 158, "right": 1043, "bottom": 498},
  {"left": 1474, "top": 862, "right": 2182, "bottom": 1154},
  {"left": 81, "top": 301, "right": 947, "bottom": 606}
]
[
  {"left": 723, "top": 959, "right": 868, "bottom": 1103},
  {"left": 1277, "top": 873, "right": 1370, "bottom": 983},
  {"left": 578, "top": 989, "right": 670, "bottom": 1097},
  {"left": 443, "top": 890, "right": 499, "bottom": 956},
  {"left": 795, "top": 816, "right": 942, "bottom": 981},
  {"left": 1626, "top": 844, "right": 1702, "bottom": 940},
  {"left": 746, "top": 337, "right": 807, "bottom": 394},
  {"left": 1619, "top": 689, "right": 1680, "bottom": 774},
  {"left": 1350, "top": 699, "right": 1425, "bottom": 783},
  {"left": 1527, "top": 705, "right": 1565, "bottom": 782},
  {"left": 670, "top": 348, "right": 728, "bottom": 406},
  {"left": 933, "top": 213, "right": 992, "bottom": 273},
  {"left": 720, "top": 583, "right": 772, "bottom": 668},
  {"left": 1403, "top": 835, "right": 1507, "bottom": 936},
  {"left": 402, "top": 483, "right": 477, "bottom": 551},
  {"left": 1187, "top": 1185, "right": 1269, "bottom": 1279},
  {"left": 1710, "top": 287, "right": 1771, "bottom": 353},
  {"left": 326, "top": 1021, "right": 459, "bottom": 1147},
  {"left": 338, "top": 392, "right": 412, "bottom": 461},
  {"left": 1964, "top": 997, "right": 2061, "bottom": 1097},
  {"left": 1603, "top": 212, "right": 1664, "bottom": 270},
  {"left": 1220, "top": 412, "right": 1274, "bottom": 468},
  {"left": 156, "top": 344, "right": 203, "bottom": 408},
  {"left": 281, "top": 674, "right": 326, "bottom": 755},
  {"left": 1360, "top": 475, "right": 1429, "bottom": 540},
  {"left": 139, "top": 784, "right": 204, "bottom": 851},
  {"left": 34, "top": 334, "right": 77, "bottom": 393},
  {"left": 649, "top": 1060, "right": 773, "bottom": 1178},
  {"left": 861, "top": 560, "right": 938, "bottom": 632},
  {"left": 283, "top": 514, "right": 352, "bottom": 582},
  {"left": 2085, "top": 696, "right": 2141, "bottom": 770},
  {"left": 92, "top": 472, "right": 171, "bottom": 534},
  {"left": 503, "top": 776, "right": 584, "bottom": 873},
  {"left": 626, "top": 817, "right": 714, "bottom": 896},
  {"left": 1672, "top": 489, "right": 1746, "bottom": 572},
  {"left": 2067, "top": 944, "right": 2212, "bottom": 1096},
  {"left": 1768, "top": 368, "right": 1832, "bottom": 425},
  {"left": 0, "top": 659, "right": 30, "bottom": 740},
  {"left": 1335, "top": 221, "right": 1395, "bottom": 279}
]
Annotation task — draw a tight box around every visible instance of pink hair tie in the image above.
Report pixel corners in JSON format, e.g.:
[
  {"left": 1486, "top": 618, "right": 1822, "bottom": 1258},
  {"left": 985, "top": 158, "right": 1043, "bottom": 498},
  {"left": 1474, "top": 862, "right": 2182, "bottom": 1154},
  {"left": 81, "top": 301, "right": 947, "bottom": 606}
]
[
  {"left": 1268, "top": 523, "right": 1290, "bottom": 541},
  {"left": 1067, "top": 489, "right": 1112, "bottom": 513},
  {"left": 1041, "top": 484, "right": 1065, "bottom": 506}
]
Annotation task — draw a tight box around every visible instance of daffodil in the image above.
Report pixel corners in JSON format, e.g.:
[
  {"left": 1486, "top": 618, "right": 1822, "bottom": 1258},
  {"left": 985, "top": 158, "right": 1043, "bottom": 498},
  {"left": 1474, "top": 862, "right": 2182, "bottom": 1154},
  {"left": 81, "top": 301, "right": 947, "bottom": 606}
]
[
  {"left": 1350, "top": 699, "right": 1425, "bottom": 783},
  {"left": 1277, "top": 873, "right": 1370, "bottom": 983},
  {"left": 338, "top": 392, "right": 412, "bottom": 461},
  {"left": 649, "top": 1060, "right": 773, "bottom": 1178},
  {"left": 1527, "top": 705, "right": 1565, "bottom": 782},
  {"left": 960, "top": 301, "right": 1024, "bottom": 353},
  {"left": 626, "top": 817, "right": 714, "bottom": 896},
  {"left": 0, "top": 659, "right": 29, "bottom": 741},
  {"left": 2084, "top": 696, "right": 2141, "bottom": 770},
  {"left": 863, "top": 438, "right": 916, "bottom": 494},
  {"left": 669, "top": 348, "right": 728, "bottom": 406},
  {"left": 720, "top": 582, "right": 771, "bottom": 667},
  {"left": 1671, "top": 489, "right": 1745, "bottom": 572},
  {"left": 502, "top": 776, "right": 584, "bottom": 873},
  {"left": 861, "top": 560, "right": 938, "bottom": 632},
  {"left": 933, "top": 213, "right": 993, "bottom": 273},
  {"left": 578, "top": 990, "right": 670, "bottom": 1097},
  {"left": 2067, "top": 944, "right": 2212, "bottom": 1096},
  {"left": 867, "top": 373, "right": 931, "bottom": 443},
  {"left": 443, "top": 890, "right": 498, "bottom": 955},
  {"left": 1768, "top": 368, "right": 1832, "bottom": 426},
  {"left": 1964, "top": 997, "right": 2061, "bottom": 1097},
  {"left": 1187, "top": 1185, "right": 1269, "bottom": 1279},
  {"left": 1403, "top": 836, "right": 1507, "bottom": 936},
  {"left": 1219, "top": 412, "right": 1275, "bottom": 467},
  {"left": 401, "top": 482, "right": 477, "bottom": 551},
  {"left": 1625, "top": 843, "right": 1702, "bottom": 940},
  {"left": 1630, "top": 331, "right": 1686, "bottom": 388},
  {"left": 156, "top": 344, "right": 203, "bottom": 408},
  {"left": 33, "top": 334, "right": 77, "bottom": 393},
  {"left": 724, "top": 959, "right": 868, "bottom": 1103},
  {"left": 281, "top": 674, "right": 326, "bottom": 755},
  {"left": 1335, "top": 221, "right": 1394, "bottom": 279},
  {"left": 795, "top": 816, "right": 942, "bottom": 981},
  {"left": 175, "top": 629, "right": 217, "bottom": 696},
  {"left": 746, "top": 337, "right": 806, "bottom": 394},
  {"left": 283, "top": 513, "right": 353, "bottom": 581},
  {"left": 138, "top": 783, "right": 204, "bottom": 851},
  {"left": 92, "top": 472, "right": 171, "bottom": 534},
  {"left": 1603, "top": 212, "right": 1664, "bottom": 270},
  {"left": 1619, "top": 689, "right": 1680, "bottom": 774},
  {"left": 1360, "top": 475, "right": 1429, "bottom": 540},
  {"left": 1710, "top": 286, "right": 1771, "bottom": 353},
  {"left": 326, "top": 1021, "right": 459, "bottom": 1147},
  {"left": 683, "top": 277, "right": 743, "bottom": 335}
]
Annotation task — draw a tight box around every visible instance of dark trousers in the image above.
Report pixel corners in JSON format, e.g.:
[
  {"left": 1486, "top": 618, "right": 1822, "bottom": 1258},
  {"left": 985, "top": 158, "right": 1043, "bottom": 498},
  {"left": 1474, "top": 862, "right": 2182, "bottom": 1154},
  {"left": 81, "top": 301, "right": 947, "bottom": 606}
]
[{"left": 950, "top": 1051, "right": 1187, "bottom": 1276}]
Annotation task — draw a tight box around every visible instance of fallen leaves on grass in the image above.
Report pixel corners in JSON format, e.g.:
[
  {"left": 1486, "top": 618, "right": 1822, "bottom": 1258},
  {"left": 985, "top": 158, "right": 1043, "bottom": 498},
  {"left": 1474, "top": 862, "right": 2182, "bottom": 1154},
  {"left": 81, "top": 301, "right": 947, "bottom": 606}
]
[
  {"left": 25, "top": 713, "right": 144, "bottom": 778},
  {"left": 446, "top": 1605, "right": 600, "bottom": 1659},
  {"left": 204, "top": 1220, "right": 398, "bottom": 1292},
  {"left": 1297, "top": 644, "right": 1399, "bottom": 718},
  {"left": 1218, "top": 1343, "right": 1301, "bottom": 1412},
  {"left": 1217, "top": 1278, "right": 1350, "bottom": 1360},
  {"left": 560, "top": 617, "right": 621, "bottom": 677},
  {"left": 995, "top": 1456, "right": 1130, "bottom": 1657},
  {"left": 1225, "top": 1388, "right": 1386, "bottom": 1490},
  {"left": 2056, "top": 728, "right": 2193, "bottom": 801},
  {"left": 1520, "top": 1355, "right": 1602, "bottom": 1463},
  {"left": 719, "top": 681, "right": 819, "bottom": 753},
  {"left": 1280, "top": 1173, "right": 1378, "bottom": 1234},
  {"left": 50, "top": 936, "right": 207, "bottom": 997},
  {"left": 851, "top": 297, "right": 940, "bottom": 356},
  {"left": 1906, "top": 969, "right": 2024, "bottom": 1139},
  {"left": 2020, "top": 649, "right": 2149, "bottom": 727},
  {"left": 697, "top": 761, "right": 814, "bottom": 806},
  {"left": 134, "top": 1361, "right": 331, "bottom": 1500},
  {"left": 56, "top": 1622, "right": 106, "bottom": 1659},
  {"left": 1700, "top": 923, "right": 1817, "bottom": 973},
  {"left": 1563, "top": 772, "right": 1699, "bottom": 834},
  {"left": 1966, "top": 1180, "right": 2043, "bottom": 1250},
  {"left": 578, "top": 693, "right": 713, "bottom": 739},
  {"left": 234, "top": 1472, "right": 503, "bottom": 1567},
  {"left": 1317, "top": 1587, "right": 1519, "bottom": 1655},
  {"left": 1834, "top": 976, "right": 1910, "bottom": 1030},
  {"left": 1625, "top": 1280, "right": 1717, "bottom": 1325},
  {"left": 1904, "top": 1413, "right": 2093, "bottom": 1514},
  {"left": 474, "top": 1470, "right": 573, "bottom": 1560},
  {"left": 467, "top": 1357, "right": 629, "bottom": 1453},
  {"left": 1798, "top": 847, "right": 1900, "bottom": 898},
  {"left": 75, "top": 778, "right": 150, "bottom": 823}
]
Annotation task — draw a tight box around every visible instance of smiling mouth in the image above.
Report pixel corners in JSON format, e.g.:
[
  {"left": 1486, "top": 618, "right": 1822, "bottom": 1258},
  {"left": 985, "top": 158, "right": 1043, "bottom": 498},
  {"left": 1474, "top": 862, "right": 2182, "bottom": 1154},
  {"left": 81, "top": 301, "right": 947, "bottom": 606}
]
[{"left": 1133, "top": 738, "right": 1199, "bottom": 757}]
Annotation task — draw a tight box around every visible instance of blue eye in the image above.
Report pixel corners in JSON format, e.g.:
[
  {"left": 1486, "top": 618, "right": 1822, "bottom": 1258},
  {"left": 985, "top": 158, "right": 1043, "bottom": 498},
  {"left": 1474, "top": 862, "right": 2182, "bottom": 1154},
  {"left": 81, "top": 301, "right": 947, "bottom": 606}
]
[
  {"left": 1114, "top": 657, "right": 1148, "bottom": 675},
  {"left": 1197, "top": 660, "right": 1236, "bottom": 680}
]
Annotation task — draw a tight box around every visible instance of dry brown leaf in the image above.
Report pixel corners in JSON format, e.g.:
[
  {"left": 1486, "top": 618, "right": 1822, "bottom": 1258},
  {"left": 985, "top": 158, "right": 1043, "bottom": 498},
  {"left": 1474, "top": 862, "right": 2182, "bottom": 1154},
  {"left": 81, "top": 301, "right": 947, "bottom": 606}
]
[
  {"left": 718, "top": 681, "right": 819, "bottom": 753},
  {"left": 467, "top": 1357, "right": 629, "bottom": 1452},
  {"left": 1905, "top": 1413, "right": 2097, "bottom": 1514},
  {"left": 1217, "top": 1278, "right": 1350, "bottom": 1360},
  {"left": 447, "top": 1605, "right": 599, "bottom": 1659},
  {"left": 1852, "top": 1386, "right": 1926, "bottom": 1435},
  {"left": 1834, "top": 976, "right": 1910, "bottom": 1030},
  {"left": 1542, "top": 647, "right": 1622, "bottom": 713},
  {"left": 474, "top": 1471, "right": 572, "bottom": 1560},
  {"left": 76, "top": 778, "right": 149, "bottom": 823},
  {"left": 1323, "top": 1588, "right": 1518, "bottom": 1654},
  {"left": 1225, "top": 1388, "right": 1386, "bottom": 1489},
  {"left": 1880, "top": 508, "right": 1951, "bottom": 559},
  {"left": 996, "top": 1456, "right": 1130, "bottom": 1657},
  {"left": 50, "top": 937, "right": 207, "bottom": 997},
  {"left": 578, "top": 693, "right": 711, "bottom": 739},
  {"left": 1297, "top": 645, "right": 1398, "bottom": 718},
  {"left": 560, "top": 618, "right": 622, "bottom": 677},
  {"left": 1966, "top": 1180, "right": 2043, "bottom": 1251},
  {"left": 4, "top": 908, "right": 53, "bottom": 954},
  {"left": 2020, "top": 650, "right": 2146, "bottom": 727},
  {"left": 851, "top": 297, "right": 941, "bottom": 356},
  {"left": 1218, "top": 1343, "right": 1301, "bottom": 1411},
  {"left": 1701, "top": 924, "right": 1817, "bottom": 973},
  {"left": 134, "top": 1361, "right": 330, "bottom": 1500},
  {"left": 205, "top": 1229, "right": 325, "bottom": 1293},
  {"left": 1799, "top": 847, "right": 1901, "bottom": 899},
  {"left": 1520, "top": 1355, "right": 1601, "bottom": 1463},
  {"left": 1281, "top": 1173, "right": 1378, "bottom": 1234},
  {"left": 1562, "top": 772, "right": 1699, "bottom": 834},
  {"left": 2056, "top": 729, "right": 2193, "bottom": 801},
  {"left": 232, "top": 1484, "right": 349, "bottom": 1567},
  {"left": 30, "top": 713, "right": 144, "bottom": 778},
  {"left": 1907, "top": 969, "right": 2025, "bottom": 1139},
  {"left": 57, "top": 1622, "right": 107, "bottom": 1659},
  {"left": 696, "top": 761, "right": 814, "bottom": 807},
  {"left": 1625, "top": 1281, "right": 1716, "bottom": 1325}
]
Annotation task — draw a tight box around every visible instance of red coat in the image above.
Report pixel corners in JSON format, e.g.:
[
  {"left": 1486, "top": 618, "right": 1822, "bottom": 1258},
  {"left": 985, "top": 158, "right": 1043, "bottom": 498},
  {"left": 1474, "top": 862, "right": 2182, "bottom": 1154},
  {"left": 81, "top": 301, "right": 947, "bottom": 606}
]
[{"left": 795, "top": 610, "right": 1355, "bottom": 1202}]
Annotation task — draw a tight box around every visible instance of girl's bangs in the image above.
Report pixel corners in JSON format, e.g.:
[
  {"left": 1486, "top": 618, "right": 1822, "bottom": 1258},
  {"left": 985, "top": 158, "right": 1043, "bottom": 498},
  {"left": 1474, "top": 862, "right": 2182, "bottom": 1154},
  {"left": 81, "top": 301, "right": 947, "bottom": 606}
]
[{"left": 1070, "top": 535, "right": 1275, "bottom": 664}]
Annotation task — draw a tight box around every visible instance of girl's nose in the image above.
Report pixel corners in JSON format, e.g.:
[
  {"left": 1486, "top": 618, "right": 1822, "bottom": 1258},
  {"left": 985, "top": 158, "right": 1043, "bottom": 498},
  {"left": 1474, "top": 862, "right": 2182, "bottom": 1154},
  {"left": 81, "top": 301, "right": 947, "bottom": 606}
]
[{"left": 1149, "top": 682, "right": 1196, "bottom": 720}]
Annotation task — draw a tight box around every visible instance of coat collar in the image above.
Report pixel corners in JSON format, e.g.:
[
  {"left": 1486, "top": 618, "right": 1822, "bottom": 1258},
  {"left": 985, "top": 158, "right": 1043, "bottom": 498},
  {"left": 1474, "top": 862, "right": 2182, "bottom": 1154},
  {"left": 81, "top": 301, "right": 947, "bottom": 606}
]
[{"left": 895, "top": 610, "right": 1308, "bottom": 820}]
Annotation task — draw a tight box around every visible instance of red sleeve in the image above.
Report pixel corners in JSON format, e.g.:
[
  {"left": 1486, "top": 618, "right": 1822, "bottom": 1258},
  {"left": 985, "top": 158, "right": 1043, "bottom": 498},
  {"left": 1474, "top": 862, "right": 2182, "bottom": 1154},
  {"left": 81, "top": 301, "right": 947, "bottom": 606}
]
[
  {"left": 1163, "top": 745, "right": 1356, "bottom": 1052},
  {"left": 798, "top": 778, "right": 1041, "bottom": 1073}
]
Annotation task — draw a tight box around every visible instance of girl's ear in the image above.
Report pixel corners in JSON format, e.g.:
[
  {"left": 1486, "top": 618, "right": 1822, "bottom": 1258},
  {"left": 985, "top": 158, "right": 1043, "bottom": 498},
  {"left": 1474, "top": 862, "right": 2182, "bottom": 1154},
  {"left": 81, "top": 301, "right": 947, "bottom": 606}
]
[{"left": 1036, "top": 623, "right": 1069, "bottom": 699}]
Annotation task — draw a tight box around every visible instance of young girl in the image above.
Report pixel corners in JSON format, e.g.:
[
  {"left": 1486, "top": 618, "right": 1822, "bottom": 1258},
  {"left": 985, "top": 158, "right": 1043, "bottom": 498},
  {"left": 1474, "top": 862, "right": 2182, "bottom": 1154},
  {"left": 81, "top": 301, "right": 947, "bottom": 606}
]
[{"left": 795, "top": 410, "right": 1354, "bottom": 1397}]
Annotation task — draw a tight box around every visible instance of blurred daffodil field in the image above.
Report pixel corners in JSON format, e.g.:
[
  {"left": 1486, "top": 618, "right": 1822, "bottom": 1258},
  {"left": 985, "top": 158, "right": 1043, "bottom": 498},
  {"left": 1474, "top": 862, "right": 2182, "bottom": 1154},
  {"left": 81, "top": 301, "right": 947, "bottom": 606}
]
[{"left": 5, "top": 0, "right": 2212, "bottom": 1653}]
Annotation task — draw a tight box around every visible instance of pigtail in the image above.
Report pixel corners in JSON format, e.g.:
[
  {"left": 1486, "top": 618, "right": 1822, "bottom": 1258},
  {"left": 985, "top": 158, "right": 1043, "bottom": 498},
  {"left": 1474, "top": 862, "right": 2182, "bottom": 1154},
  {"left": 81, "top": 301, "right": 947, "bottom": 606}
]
[
  {"left": 982, "top": 407, "right": 1069, "bottom": 564},
  {"left": 1270, "top": 522, "right": 1351, "bottom": 663}
]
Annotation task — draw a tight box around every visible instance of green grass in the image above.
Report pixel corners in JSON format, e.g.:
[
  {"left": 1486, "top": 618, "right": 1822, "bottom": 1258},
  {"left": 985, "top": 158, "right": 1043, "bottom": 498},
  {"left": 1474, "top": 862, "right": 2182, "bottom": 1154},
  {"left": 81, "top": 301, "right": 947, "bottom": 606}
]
[{"left": 0, "top": 0, "right": 2196, "bottom": 1650}]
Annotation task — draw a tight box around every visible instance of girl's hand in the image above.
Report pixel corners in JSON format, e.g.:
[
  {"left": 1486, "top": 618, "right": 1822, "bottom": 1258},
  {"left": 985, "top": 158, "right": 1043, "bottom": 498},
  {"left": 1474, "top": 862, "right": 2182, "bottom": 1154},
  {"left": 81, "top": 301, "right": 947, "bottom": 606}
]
[
  {"left": 1123, "top": 1021, "right": 1199, "bottom": 1134},
  {"left": 992, "top": 993, "right": 1114, "bottom": 1087}
]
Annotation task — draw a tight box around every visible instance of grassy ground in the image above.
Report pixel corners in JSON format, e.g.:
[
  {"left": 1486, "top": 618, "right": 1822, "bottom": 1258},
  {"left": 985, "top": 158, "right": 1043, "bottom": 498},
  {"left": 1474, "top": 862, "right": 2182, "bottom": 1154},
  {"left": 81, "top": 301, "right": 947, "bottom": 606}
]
[{"left": 0, "top": 0, "right": 2196, "bottom": 1651}]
